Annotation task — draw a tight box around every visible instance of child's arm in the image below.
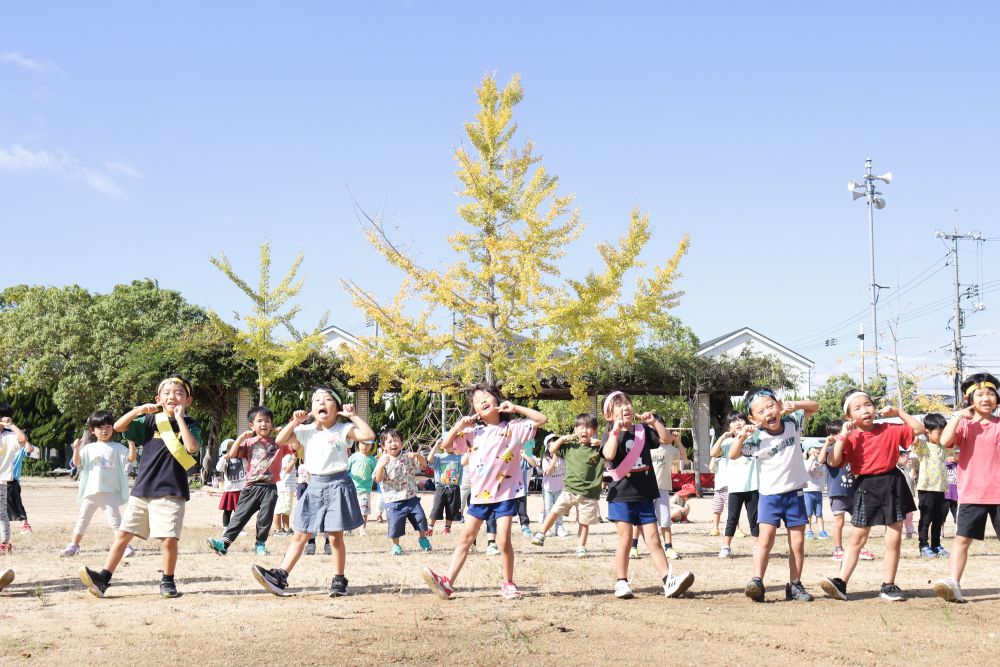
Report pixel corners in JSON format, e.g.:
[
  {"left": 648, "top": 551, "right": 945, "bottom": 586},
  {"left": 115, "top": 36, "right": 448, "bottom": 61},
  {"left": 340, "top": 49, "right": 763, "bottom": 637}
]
[
  {"left": 521, "top": 450, "right": 539, "bottom": 468},
  {"left": 548, "top": 434, "right": 573, "bottom": 455},
  {"left": 727, "top": 424, "right": 755, "bottom": 460},
  {"left": 940, "top": 407, "right": 973, "bottom": 448},
  {"left": 543, "top": 455, "right": 558, "bottom": 476},
  {"left": 674, "top": 432, "right": 688, "bottom": 462},
  {"left": 282, "top": 454, "right": 295, "bottom": 474},
  {"left": 171, "top": 404, "right": 199, "bottom": 454},
  {"left": 601, "top": 420, "right": 624, "bottom": 461},
  {"left": 114, "top": 403, "right": 159, "bottom": 433},
  {"left": 426, "top": 440, "right": 441, "bottom": 463},
  {"left": 783, "top": 399, "right": 819, "bottom": 420},
  {"left": 276, "top": 410, "right": 307, "bottom": 447},
  {"left": 0, "top": 418, "right": 28, "bottom": 446},
  {"left": 818, "top": 436, "right": 833, "bottom": 464},
  {"left": 880, "top": 405, "right": 927, "bottom": 438},
  {"left": 638, "top": 412, "right": 670, "bottom": 444},
  {"left": 409, "top": 451, "right": 428, "bottom": 469},
  {"left": 373, "top": 453, "right": 391, "bottom": 483},
  {"left": 126, "top": 439, "right": 138, "bottom": 463},
  {"left": 498, "top": 401, "right": 548, "bottom": 428},
  {"left": 442, "top": 415, "right": 478, "bottom": 449},
  {"left": 71, "top": 439, "right": 83, "bottom": 467},
  {"left": 339, "top": 404, "right": 377, "bottom": 443},
  {"left": 827, "top": 421, "right": 855, "bottom": 467},
  {"left": 710, "top": 431, "right": 732, "bottom": 458},
  {"left": 227, "top": 434, "right": 248, "bottom": 459}
]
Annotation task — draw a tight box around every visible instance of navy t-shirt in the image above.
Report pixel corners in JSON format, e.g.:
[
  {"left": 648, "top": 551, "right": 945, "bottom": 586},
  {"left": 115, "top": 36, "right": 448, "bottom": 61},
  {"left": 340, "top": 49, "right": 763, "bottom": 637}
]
[
  {"left": 825, "top": 461, "right": 855, "bottom": 498},
  {"left": 602, "top": 424, "right": 660, "bottom": 503},
  {"left": 125, "top": 413, "right": 202, "bottom": 501}
]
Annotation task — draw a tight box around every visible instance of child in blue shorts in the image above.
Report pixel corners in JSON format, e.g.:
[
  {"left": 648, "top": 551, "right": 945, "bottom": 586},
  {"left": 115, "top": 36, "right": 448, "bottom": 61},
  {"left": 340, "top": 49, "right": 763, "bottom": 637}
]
[
  {"left": 373, "top": 429, "right": 431, "bottom": 555},
  {"left": 729, "top": 387, "right": 818, "bottom": 603}
]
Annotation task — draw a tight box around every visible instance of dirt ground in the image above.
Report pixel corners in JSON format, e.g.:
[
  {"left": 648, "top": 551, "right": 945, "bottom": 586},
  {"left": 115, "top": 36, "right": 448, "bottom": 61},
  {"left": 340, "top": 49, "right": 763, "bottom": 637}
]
[{"left": 2, "top": 478, "right": 999, "bottom": 665}]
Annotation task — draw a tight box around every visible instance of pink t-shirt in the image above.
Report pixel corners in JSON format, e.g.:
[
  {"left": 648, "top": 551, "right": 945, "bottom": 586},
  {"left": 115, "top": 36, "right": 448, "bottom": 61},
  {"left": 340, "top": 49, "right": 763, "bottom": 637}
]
[
  {"left": 451, "top": 418, "right": 536, "bottom": 504},
  {"left": 953, "top": 417, "right": 1000, "bottom": 504}
]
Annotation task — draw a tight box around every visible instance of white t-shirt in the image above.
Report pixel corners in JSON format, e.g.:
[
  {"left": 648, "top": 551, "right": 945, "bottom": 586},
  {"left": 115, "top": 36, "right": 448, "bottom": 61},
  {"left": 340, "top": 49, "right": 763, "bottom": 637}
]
[
  {"left": 650, "top": 444, "right": 679, "bottom": 491},
  {"left": 78, "top": 441, "right": 130, "bottom": 501},
  {"left": 804, "top": 457, "right": 825, "bottom": 493},
  {"left": 722, "top": 439, "right": 760, "bottom": 493},
  {"left": 0, "top": 431, "right": 22, "bottom": 482},
  {"left": 293, "top": 422, "right": 353, "bottom": 475},
  {"left": 279, "top": 453, "right": 297, "bottom": 491},
  {"left": 746, "top": 411, "right": 809, "bottom": 496}
]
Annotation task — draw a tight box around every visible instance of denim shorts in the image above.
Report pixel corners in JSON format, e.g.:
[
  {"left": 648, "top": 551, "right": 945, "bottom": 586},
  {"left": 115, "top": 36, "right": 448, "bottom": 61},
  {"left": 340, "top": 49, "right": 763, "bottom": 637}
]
[
  {"left": 608, "top": 499, "right": 657, "bottom": 526},
  {"left": 758, "top": 489, "right": 808, "bottom": 528},
  {"left": 385, "top": 496, "right": 428, "bottom": 538},
  {"left": 803, "top": 490, "right": 823, "bottom": 518},
  {"left": 466, "top": 498, "right": 518, "bottom": 522}
]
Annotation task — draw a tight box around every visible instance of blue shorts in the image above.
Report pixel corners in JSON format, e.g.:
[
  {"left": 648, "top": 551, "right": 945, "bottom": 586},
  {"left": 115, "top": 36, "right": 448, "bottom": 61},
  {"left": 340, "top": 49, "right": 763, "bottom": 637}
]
[
  {"left": 385, "top": 496, "right": 428, "bottom": 539},
  {"left": 466, "top": 498, "right": 518, "bottom": 523},
  {"left": 804, "top": 490, "right": 823, "bottom": 518},
  {"left": 758, "top": 490, "right": 808, "bottom": 528},
  {"left": 608, "top": 499, "right": 657, "bottom": 526}
]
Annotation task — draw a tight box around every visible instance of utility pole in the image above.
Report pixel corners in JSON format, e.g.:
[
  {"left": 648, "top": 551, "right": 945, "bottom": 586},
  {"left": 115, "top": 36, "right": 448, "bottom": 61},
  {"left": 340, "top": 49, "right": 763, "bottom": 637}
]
[
  {"left": 858, "top": 323, "right": 865, "bottom": 387},
  {"left": 936, "top": 226, "right": 984, "bottom": 405}
]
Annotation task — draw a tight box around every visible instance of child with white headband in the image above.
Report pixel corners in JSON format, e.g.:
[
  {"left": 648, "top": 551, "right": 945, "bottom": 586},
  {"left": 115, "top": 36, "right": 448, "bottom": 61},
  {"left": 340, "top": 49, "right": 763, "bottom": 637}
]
[
  {"left": 251, "top": 385, "right": 376, "bottom": 598},
  {"left": 820, "top": 388, "right": 924, "bottom": 602}
]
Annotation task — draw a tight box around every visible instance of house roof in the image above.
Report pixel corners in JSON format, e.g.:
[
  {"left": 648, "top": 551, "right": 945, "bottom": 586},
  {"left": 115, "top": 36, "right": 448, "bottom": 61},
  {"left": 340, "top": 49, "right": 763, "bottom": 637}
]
[
  {"left": 321, "top": 324, "right": 362, "bottom": 348},
  {"left": 696, "top": 327, "right": 814, "bottom": 368}
]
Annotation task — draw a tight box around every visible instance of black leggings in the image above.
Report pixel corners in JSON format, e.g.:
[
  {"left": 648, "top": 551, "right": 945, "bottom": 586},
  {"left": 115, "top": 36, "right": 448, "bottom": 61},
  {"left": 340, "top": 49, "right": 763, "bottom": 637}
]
[
  {"left": 725, "top": 490, "right": 760, "bottom": 537},
  {"left": 917, "top": 490, "right": 949, "bottom": 549}
]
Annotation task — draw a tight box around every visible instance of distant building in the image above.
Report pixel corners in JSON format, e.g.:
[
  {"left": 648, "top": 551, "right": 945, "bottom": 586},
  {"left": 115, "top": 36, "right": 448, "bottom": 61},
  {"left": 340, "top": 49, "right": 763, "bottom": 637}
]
[{"left": 696, "top": 326, "right": 814, "bottom": 397}]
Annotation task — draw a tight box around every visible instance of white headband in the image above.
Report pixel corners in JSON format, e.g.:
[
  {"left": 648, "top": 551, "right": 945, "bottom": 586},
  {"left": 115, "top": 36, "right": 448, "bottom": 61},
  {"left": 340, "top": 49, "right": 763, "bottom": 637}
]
[
  {"left": 603, "top": 391, "right": 627, "bottom": 417},
  {"left": 842, "top": 391, "right": 872, "bottom": 415},
  {"left": 313, "top": 388, "right": 343, "bottom": 405}
]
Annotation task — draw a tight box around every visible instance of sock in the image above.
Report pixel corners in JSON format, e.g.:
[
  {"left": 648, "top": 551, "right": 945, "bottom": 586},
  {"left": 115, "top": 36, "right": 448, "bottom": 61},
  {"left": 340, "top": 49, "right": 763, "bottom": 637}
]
[
  {"left": 631, "top": 538, "right": 638, "bottom": 548},
  {"left": 488, "top": 540, "right": 496, "bottom": 546},
  {"left": 664, "top": 543, "right": 673, "bottom": 549},
  {"left": 662, "top": 575, "right": 669, "bottom": 584},
  {"left": 100, "top": 569, "right": 113, "bottom": 584},
  {"left": 618, "top": 578, "right": 628, "bottom": 583},
  {"left": 161, "top": 574, "right": 174, "bottom": 583}
]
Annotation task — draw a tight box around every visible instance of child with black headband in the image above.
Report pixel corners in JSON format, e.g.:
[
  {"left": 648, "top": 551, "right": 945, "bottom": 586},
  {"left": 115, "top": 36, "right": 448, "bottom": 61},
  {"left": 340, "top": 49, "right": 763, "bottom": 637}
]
[
  {"left": 933, "top": 373, "right": 1000, "bottom": 603},
  {"left": 79, "top": 374, "right": 202, "bottom": 599},
  {"left": 820, "top": 388, "right": 924, "bottom": 602}
]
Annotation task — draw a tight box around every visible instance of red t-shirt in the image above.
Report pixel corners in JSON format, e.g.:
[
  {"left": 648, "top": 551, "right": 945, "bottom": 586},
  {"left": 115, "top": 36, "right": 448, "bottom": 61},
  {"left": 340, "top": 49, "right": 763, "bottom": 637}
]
[
  {"left": 843, "top": 422, "right": 914, "bottom": 476},
  {"left": 238, "top": 436, "right": 295, "bottom": 486},
  {"left": 954, "top": 417, "right": 1000, "bottom": 504}
]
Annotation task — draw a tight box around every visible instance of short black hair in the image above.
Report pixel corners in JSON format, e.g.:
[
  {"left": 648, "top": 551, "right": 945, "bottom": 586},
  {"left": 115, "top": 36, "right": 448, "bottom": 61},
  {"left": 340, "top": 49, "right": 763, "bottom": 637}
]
[
  {"left": 726, "top": 411, "right": 747, "bottom": 428},
  {"left": 380, "top": 428, "right": 402, "bottom": 445},
  {"left": 0, "top": 402, "right": 12, "bottom": 420},
  {"left": 87, "top": 410, "right": 115, "bottom": 429},
  {"left": 839, "top": 388, "right": 874, "bottom": 415},
  {"left": 960, "top": 372, "right": 1000, "bottom": 406},
  {"left": 825, "top": 419, "right": 844, "bottom": 436},
  {"left": 247, "top": 405, "right": 274, "bottom": 423},
  {"left": 743, "top": 387, "right": 778, "bottom": 413},
  {"left": 574, "top": 413, "right": 598, "bottom": 429},
  {"left": 466, "top": 384, "right": 510, "bottom": 422},
  {"left": 923, "top": 413, "right": 947, "bottom": 431}
]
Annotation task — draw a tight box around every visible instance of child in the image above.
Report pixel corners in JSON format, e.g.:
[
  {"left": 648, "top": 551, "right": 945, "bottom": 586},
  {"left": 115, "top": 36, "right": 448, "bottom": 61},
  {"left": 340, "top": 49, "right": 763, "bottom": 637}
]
[
  {"left": 897, "top": 448, "right": 917, "bottom": 538},
  {"left": 539, "top": 435, "right": 567, "bottom": 537},
  {"left": 214, "top": 438, "right": 245, "bottom": 529},
  {"left": 649, "top": 424, "right": 687, "bottom": 559},
  {"left": 7, "top": 437, "right": 37, "bottom": 534},
  {"left": 945, "top": 453, "right": 959, "bottom": 521},
  {"left": 272, "top": 451, "right": 297, "bottom": 535},
  {"left": 599, "top": 391, "right": 694, "bottom": 599},
  {"left": 708, "top": 450, "right": 727, "bottom": 538},
  {"left": 0, "top": 405, "right": 30, "bottom": 552},
  {"left": 348, "top": 440, "right": 377, "bottom": 530},
  {"left": 728, "top": 388, "right": 817, "bottom": 602},
  {"left": 374, "top": 429, "right": 431, "bottom": 554},
  {"left": 422, "top": 384, "right": 546, "bottom": 600},
  {"left": 803, "top": 444, "right": 828, "bottom": 539},
  {"left": 427, "top": 439, "right": 463, "bottom": 535},
  {"left": 252, "top": 387, "right": 375, "bottom": 597},
  {"left": 712, "top": 412, "right": 759, "bottom": 558},
  {"left": 531, "top": 413, "right": 605, "bottom": 557},
  {"left": 79, "top": 374, "right": 202, "bottom": 598},
  {"left": 671, "top": 483, "right": 695, "bottom": 523},
  {"left": 60, "top": 411, "right": 137, "bottom": 557},
  {"left": 818, "top": 421, "right": 874, "bottom": 562},
  {"left": 516, "top": 444, "right": 537, "bottom": 537},
  {"left": 207, "top": 406, "right": 294, "bottom": 556},
  {"left": 933, "top": 373, "right": 1000, "bottom": 603},
  {"left": 820, "top": 388, "right": 925, "bottom": 602},
  {"left": 915, "top": 413, "right": 950, "bottom": 558}
]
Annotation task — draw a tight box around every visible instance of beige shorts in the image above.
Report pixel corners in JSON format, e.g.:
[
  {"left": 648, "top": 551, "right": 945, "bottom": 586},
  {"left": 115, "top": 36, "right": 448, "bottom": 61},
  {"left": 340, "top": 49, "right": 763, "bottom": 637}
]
[
  {"left": 120, "top": 495, "right": 185, "bottom": 540},
  {"left": 550, "top": 491, "right": 601, "bottom": 525}
]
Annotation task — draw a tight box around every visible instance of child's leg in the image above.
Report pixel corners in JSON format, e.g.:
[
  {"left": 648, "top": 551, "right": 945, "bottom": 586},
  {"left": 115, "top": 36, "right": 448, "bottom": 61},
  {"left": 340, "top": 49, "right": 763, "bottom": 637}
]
[
  {"left": 753, "top": 523, "right": 776, "bottom": 579},
  {"left": 327, "top": 531, "right": 346, "bottom": 575},
  {"left": 931, "top": 495, "right": 949, "bottom": 549},
  {"left": 446, "top": 516, "right": 484, "bottom": 583},
  {"left": 949, "top": 535, "right": 973, "bottom": 583},
  {"left": 72, "top": 495, "right": 103, "bottom": 546},
  {"left": 904, "top": 512, "right": 915, "bottom": 535},
  {"left": 495, "top": 515, "right": 515, "bottom": 582},
  {"left": 0, "top": 485, "right": 9, "bottom": 544},
  {"left": 255, "top": 487, "right": 278, "bottom": 544},
  {"left": 723, "top": 491, "right": 743, "bottom": 547},
  {"left": 103, "top": 500, "right": 123, "bottom": 533},
  {"left": 222, "top": 490, "right": 261, "bottom": 544},
  {"left": 102, "top": 531, "right": 136, "bottom": 574},
  {"left": 641, "top": 522, "right": 670, "bottom": 578},
  {"left": 278, "top": 531, "right": 313, "bottom": 574},
  {"left": 578, "top": 523, "right": 590, "bottom": 546},
  {"left": 613, "top": 521, "right": 633, "bottom": 580},
  {"left": 839, "top": 525, "right": 872, "bottom": 583},
  {"left": 410, "top": 499, "right": 430, "bottom": 537},
  {"left": 747, "top": 491, "right": 760, "bottom": 538},
  {"left": 883, "top": 521, "right": 903, "bottom": 584},
  {"left": 787, "top": 525, "right": 806, "bottom": 581},
  {"left": 222, "top": 510, "right": 233, "bottom": 527},
  {"left": 817, "top": 513, "right": 825, "bottom": 533},
  {"left": 833, "top": 512, "right": 845, "bottom": 547},
  {"left": 160, "top": 537, "right": 178, "bottom": 576}
]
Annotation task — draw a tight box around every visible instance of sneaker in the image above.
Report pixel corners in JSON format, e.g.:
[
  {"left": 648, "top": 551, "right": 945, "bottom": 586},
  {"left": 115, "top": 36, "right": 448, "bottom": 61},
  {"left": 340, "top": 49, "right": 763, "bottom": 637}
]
[
  {"left": 545, "top": 529, "right": 556, "bottom": 537},
  {"left": 934, "top": 546, "right": 951, "bottom": 558},
  {"left": 421, "top": 567, "right": 454, "bottom": 600},
  {"left": 819, "top": 577, "right": 849, "bottom": 601},
  {"left": 932, "top": 577, "right": 966, "bottom": 603},
  {"left": 79, "top": 566, "right": 109, "bottom": 598},
  {"left": 859, "top": 549, "right": 876, "bottom": 561},
  {"left": 60, "top": 544, "right": 80, "bottom": 557},
  {"left": 521, "top": 525, "right": 532, "bottom": 538},
  {"left": 486, "top": 543, "right": 500, "bottom": 556},
  {"left": 629, "top": 546, "right": 640, "bottom": 560},
  {"left": 443, "top": 526, "right": 452, "bottom": 535},
  {"left": 575, "top": 546, "right": 587, "bottom": 558},
  {"left": 556, "top": 526, "right": 569, "bottom": 538},
  {"left": 304, "top": 542, "right": 316, "bottom": 556},
  {"left": 920, "top": 545, "right": 937, "bottom": 558},
  {"left": 664, "top": 565, "right": 695, "bottom": 598},
  {"left": 329, "top": 575, "right": 349, "bottom": 597},
  {"left": 718, "top": 545, "right": 732, "bottom": 558},
  {"left": 744, "top": 577, "right": 765, "bottom": 602},
  {"left": 418, "top": 536, "right": 432, "bottom": 552},
  {"left": 664, "top": 546, "right": 680, "bottom": 560},
  {"left": 251, "top": 565, "right": 288, "bottom": 596},
  {"left": 818, "top": 530, "right": 831, "bottom": 539},
  {"left": 832, "top": 547, "right": 844, "bottom": 562},
  {"left": 805, "top": 530, "right": 816, "bottom": 540},
  {"left": 159, "top": 579, "right": 179, "bottom": 598},
  {"left": 324, "top": 541, "right": 332, "bottom": 555},
  {"left": 614, "top": 579, "right": 634, "bottom": 599},
  {"left": 785, "top": 580, "right": 814, "bottom": 602},
  {"left": 501, "top": 581, "right": 521, "bottom": 599},
  {"left": 206, "top": 537, "right": 228, "bottom": 556},
  {"left": 0, "top": 568, "right": 13, "bottom": 592},
  {"left": 467, "top": 543, "right": 478, "bottom": 554},
  {"left": 531, "top": 532, "right": 546, "bottom": 547},
  {"left": 391, "top": 544, "right": 404, "bottom": 556},
  {"left": 123, "top": 544, "right": 136, "bottom": 559},
  {"left": 19, "top": 522, "right": 32, "bottom": 534},
  {"left": 425, "top": 527, "right": 434, "bottom": 537},
  {"left": 709, "top": 528, "right": 720, "bottom": 537},
  {"left": 255, "top": 542, "right": 269, "bottom": 556},
  {"left": 879, "top": 582, "right": 907, "bottom": 602},
  {"left": 735, "top": 528, "right": 748, "bottom": 538}
]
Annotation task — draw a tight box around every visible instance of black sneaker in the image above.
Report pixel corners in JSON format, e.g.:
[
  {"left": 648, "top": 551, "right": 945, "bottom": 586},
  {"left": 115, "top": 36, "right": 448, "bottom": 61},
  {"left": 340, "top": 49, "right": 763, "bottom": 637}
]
[
  {"left": 79, "top": 566, "right": 109, "bottom": 598},
  {"left": 329, "top": 575, "right": 349, "bottom": 597},
  {"left": 252, "top": 564, "right": 288, "bottom": 596},
  {"left": 744, "top": 576, "right": 765, "bottom": 602},
  {"left": 879, "top": 582, "right": 907, "bottom": 602},
  {"left": 820, "top": 576, "right": 849, "bottom": 601},
  {"left": 785, "top": 580, "right": 814, "bottom": 602},
  {"left": 159, "top": 579, "right": 179, "bottom": 598}
]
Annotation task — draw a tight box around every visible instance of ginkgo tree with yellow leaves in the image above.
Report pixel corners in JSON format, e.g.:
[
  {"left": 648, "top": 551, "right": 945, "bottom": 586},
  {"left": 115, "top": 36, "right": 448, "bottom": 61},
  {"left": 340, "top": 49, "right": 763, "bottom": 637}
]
[{"left": 342, "top": 73, "right": 690, "bottom": 405}]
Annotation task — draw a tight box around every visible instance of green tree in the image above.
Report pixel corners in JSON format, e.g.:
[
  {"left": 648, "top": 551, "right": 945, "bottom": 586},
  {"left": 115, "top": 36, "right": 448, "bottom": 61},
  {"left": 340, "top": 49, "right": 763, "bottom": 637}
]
[{"left": 209, "top": 242, "right": 328, "bottom": 405}]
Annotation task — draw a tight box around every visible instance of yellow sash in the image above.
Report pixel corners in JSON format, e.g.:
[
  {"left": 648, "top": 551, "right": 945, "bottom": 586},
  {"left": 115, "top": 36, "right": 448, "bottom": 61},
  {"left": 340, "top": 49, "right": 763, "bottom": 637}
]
[{"left": 154, "top": 413, "right": 197, "bottom": 471}]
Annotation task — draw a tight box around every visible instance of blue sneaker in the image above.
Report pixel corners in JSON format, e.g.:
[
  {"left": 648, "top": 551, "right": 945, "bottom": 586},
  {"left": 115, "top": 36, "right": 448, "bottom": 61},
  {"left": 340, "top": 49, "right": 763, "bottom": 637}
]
[
  {"left": 805, "top": 530, "right": 816, "bottom": 540},
  {"left": 418, "top": 536, "right": 432, "bottom": 552},
  {"left": 255, "top": 542, "right": 269, "bottom": 556},
  {"left": 391, "top": 544, "right": 404, "bottom": 556},
  {"left": 934, "top": 546, "right": 950, "bottom": 558},
  {"left": 818, "top": 530, "right": 831, "bottom": 539},
  {"left": 920, "top": 545, "right": 937, "bottom": 558},
  {"left": 206, "top": 537, "right": 228, "bottom": 555}
]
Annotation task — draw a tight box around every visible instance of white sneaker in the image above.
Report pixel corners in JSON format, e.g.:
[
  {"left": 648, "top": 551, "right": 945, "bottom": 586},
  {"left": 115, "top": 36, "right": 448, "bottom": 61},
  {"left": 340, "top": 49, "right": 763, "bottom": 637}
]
[
  {"left": 576, "top": 546, "right": 587, "bottom": 558},
  {"left": 663, "top": 564, "right": 695, "bottom": 598},
  {"left": 60, "top": 544, "right": 80, "bottom": 557},
  {"left": 614, "top": 579, "right": 634, "bottom": 599},
  {"left": 718, "top": 545, "right": 731, "bottom": 558},
  {"left": 556, "top": 526, "right": 569, "bottom": 538},
  {"left": 933, "top": 578, "right": 966, "bottom": 603}
]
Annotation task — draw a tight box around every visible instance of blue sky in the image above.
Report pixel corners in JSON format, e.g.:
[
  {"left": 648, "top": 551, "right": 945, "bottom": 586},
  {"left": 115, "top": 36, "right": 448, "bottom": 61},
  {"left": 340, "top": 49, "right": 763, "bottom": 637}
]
[{"left": 2, "top": 2, "right": 999, "bottom": 396}]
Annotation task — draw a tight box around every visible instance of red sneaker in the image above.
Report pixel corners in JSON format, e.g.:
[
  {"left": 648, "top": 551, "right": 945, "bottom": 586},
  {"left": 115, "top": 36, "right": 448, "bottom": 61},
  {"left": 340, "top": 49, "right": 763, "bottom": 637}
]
[
  {"left": 20, "top": 522, "right": 32, "bottom": 534},
  {"left": 421, "top": 567, "right": 454, "bottom": 600}
]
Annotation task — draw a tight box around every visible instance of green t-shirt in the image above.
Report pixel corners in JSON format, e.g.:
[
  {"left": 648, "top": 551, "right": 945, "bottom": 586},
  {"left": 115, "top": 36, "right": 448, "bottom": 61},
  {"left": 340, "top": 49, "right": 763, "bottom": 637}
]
[
  {"left": 559, "top": 440, "right": 606, "bottom": 499},
  {"left": 347, "top": 452, "right": 377, "bottom": 493}
]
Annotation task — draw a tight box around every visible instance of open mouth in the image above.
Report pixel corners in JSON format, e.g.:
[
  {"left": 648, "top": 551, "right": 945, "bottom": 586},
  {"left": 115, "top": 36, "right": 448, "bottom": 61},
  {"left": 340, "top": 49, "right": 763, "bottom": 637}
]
[{"left": 317, "top": 408, "right": 329, "bottom": 417}]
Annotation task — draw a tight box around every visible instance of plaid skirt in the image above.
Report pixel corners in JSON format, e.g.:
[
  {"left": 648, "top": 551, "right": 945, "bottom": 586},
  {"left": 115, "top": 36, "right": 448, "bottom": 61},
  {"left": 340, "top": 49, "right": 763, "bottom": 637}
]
[{"left": 851, "top": 468, "right": 916, "bottom": 527}]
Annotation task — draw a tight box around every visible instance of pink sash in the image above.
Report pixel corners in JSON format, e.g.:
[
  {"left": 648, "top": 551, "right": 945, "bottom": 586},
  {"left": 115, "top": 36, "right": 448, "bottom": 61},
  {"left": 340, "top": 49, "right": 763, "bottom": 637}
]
[{"left": 607, "top": 425, "right": 646, "bottom": 481}]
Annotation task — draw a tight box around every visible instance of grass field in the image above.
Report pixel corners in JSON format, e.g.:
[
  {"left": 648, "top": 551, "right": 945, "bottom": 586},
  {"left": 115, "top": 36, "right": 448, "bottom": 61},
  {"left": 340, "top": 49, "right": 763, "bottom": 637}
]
[{"left": 1, "top": 478, "right": 998, "bottom": 665}]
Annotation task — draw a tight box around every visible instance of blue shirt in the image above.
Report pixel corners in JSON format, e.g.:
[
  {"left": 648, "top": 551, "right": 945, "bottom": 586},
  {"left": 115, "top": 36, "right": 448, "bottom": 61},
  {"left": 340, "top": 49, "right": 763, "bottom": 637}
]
[
  {"left": 826, "top": 462, "right": 855, "bottom": 497},
  {"left": 11, "top": 447, "right": 28, "bottom": 480},
  {"left": 432, "top": 453, "right": 463, "bottom": 487}
]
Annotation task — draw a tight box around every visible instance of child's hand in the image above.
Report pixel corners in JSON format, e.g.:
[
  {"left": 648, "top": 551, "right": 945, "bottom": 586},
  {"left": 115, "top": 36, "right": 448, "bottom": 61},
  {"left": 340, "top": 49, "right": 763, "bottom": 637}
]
[
  {"left": 839, "top": 421, "right": 855, "bottom": 437},
  {"left": 957, "top": 406, "right": 976, "bottom": 420},
  {"left": 237, "top": 429, "right": 255, "bottom": 442},
  {"left": 378, "top": 453, "right": 391, "bottom": 465},
  {"left": 736, "top": 423, "right": 756, "bottom": 440},
  {"left": 457, "top": 415, "right": 478, "bottom": 428},
  {"left": 638, "top": 412, "right": 656, "bottom": 425},
  {"left": 879, "top": 406, "right": 900, "bottom": 418},
  {"left": 497, "top": 401, "right": 515, "bottom": 414},
  {"left": 291, "top": 410, "right": 308, "bottom": 424},
  {"left": 0, "top": 417, "right": 15, "bottom": 429},
  {"left": 172, "top": 404, "right": 186, "bottom": 420},
  {"left": 781, "top": 401, "right": 797, "bottom": 414},
  {"left": 72, "top": 438, "right": 83, "bottom": 450},
  {"left": 138, "top": 402, "right": 160, "bottom": 416},
  {"left": 339, "top": 404, "right": 357, "bottom": 419}
]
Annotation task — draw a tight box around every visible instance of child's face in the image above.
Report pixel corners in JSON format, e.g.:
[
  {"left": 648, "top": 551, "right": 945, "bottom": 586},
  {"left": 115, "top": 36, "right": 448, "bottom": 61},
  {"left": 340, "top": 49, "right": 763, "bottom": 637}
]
[
  {"left": 157, "top": 382, "right": 191, "bottom": 412},
  {"left": 898, "top": 452, "right": 908, "bottom": 466},
  {"left": 846, "top": 395, "right": 876, "bottom": 429},
  {"left": 471, "top": 390, "right": 500, "bottom": 422},
  {"left": 574, "top": 423, "right": 596, "bottom": 443},
  {"left": 609, "top": 399, "right": 635, "bottom": 426},
  {"left": 926, "top": 428, "right": 943, "bottom": 444},
  {"left": 748, "top": 396, "right": 782, "bottom": 433},
  {"left": 968, "top": 388, "right": 998, "bottom": 416},
  {"left": 807, "top": 447, "right": 819, "bottom": 459},
  {"left": 90, "top": 423, "right": 115, "bottom": 441},
  {"left": 729, "top": 419, "right": 747, "bottom": 433},
  {"left": 249, "top": 413, "right": 273, "bottom": 439},
  {"left": 311, "top": 392, "right": 339, "bottom": 426},
  {"left": 383, "top": 434, "right": 403, "bottom": 457},
  {"left": 358, "top": 441, "right": 373, "bottom": 455}
]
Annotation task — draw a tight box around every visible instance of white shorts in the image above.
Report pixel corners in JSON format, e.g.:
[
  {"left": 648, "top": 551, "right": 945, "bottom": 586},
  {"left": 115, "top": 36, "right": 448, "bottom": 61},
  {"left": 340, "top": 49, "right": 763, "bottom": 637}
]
[
  {"left": 653, "top": 489, "right": 673, "bottom": 529},
  {"left": 120, "top": 495, "right": 185, "bottom": 540}
]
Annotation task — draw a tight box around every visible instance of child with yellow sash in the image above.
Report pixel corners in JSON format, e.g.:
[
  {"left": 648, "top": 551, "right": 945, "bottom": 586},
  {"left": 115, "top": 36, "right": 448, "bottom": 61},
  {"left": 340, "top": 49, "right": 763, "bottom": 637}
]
[{"left": 79, "top": 374, "right": 201, "bottom": 599}]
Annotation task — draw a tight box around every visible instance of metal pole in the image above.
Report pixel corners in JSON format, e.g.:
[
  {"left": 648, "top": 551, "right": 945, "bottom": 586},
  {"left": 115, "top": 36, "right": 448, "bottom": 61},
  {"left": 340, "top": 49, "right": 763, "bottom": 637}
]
[
  {"left": 865, "top": 158, "right": 879, "bottom": 381},
  {"left": 951, "top": 227, "right": 963, "bottom": 406}
]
